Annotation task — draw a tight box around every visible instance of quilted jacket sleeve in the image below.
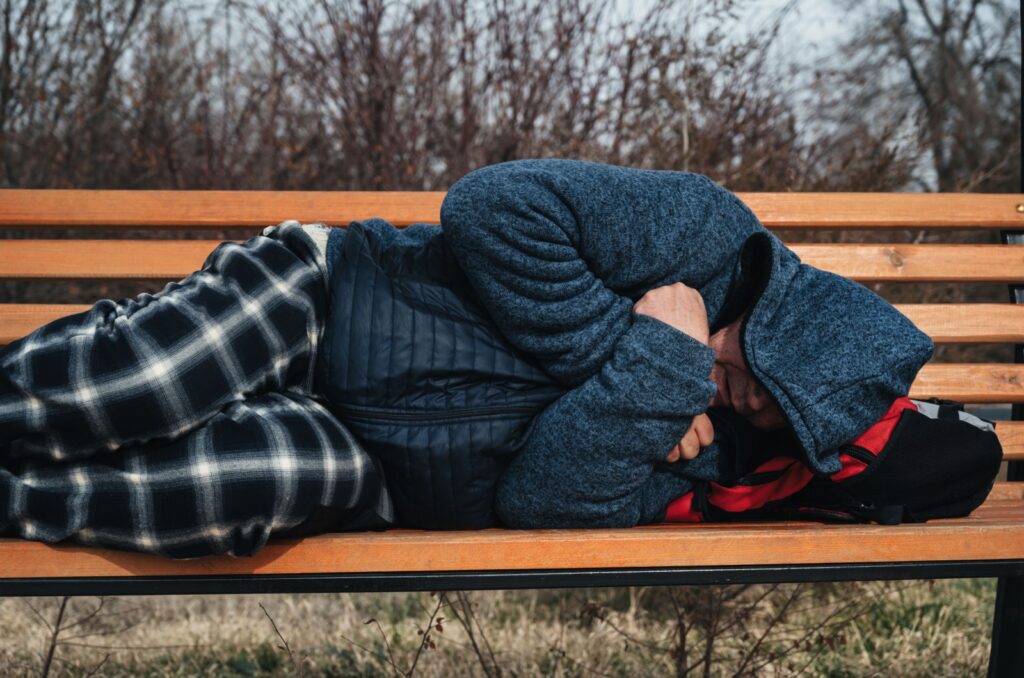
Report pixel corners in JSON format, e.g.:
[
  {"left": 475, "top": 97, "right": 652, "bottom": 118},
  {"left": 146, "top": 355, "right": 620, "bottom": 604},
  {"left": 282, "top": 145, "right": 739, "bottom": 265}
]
[{"left": 441, "top": 158, "right": 762, "bottom": 527}]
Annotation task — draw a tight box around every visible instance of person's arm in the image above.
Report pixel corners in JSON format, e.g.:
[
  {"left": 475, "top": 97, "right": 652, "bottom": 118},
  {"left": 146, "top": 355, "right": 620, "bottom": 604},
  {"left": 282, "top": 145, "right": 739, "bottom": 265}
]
[
  {"left": 441, "top": 157, "right": 768, "bottom": 387},
  {"left": 495, "top": 312, "right": 717, "bottom": 527},
  {"left": 441, "top": 158, "right": 765, "bottom": 527}
]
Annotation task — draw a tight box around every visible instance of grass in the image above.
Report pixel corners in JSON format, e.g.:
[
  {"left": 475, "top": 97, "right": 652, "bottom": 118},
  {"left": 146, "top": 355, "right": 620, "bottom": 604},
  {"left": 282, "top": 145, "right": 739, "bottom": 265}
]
[{"left": 0, "top": 578, "right": 998, "bottom": 676}]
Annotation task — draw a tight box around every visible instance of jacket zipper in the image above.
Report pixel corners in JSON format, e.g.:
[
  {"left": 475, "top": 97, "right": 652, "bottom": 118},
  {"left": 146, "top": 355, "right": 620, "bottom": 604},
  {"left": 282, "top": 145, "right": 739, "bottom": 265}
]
[{"left": 332, "top": 401, "right": 539, "bottom": 422}]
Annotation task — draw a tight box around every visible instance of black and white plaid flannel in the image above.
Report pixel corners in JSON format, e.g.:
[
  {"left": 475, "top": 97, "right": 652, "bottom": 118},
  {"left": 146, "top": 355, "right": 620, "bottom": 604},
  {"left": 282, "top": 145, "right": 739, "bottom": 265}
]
[{"left": 0, "top": 221, "right": 394, "bottom": 558}]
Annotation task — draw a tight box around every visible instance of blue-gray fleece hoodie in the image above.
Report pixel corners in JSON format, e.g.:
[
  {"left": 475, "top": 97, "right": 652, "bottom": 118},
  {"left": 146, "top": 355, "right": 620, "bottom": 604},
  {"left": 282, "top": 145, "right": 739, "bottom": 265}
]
[{"left": 317, "top": 158, "right": 935, "bottom": 529}]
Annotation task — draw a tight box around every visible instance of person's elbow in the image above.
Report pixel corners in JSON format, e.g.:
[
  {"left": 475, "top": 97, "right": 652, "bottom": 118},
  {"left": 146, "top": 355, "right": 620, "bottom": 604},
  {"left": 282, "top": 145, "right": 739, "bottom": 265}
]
[{"left": 440, "top": 160, "right": 564, "bottom": 239}]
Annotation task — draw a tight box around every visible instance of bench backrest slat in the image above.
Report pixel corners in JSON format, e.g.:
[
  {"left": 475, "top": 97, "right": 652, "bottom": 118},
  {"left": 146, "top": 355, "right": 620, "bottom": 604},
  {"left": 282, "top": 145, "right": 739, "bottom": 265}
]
[
  {"left": 4, "top": 303, "right": 1021, "bottom": 345},
  {"left": 1, "top": 241, "right": 1022, "bottom": 283},
  {"left": 1, "top": 190, "right": 1021, "bottom": 228}
]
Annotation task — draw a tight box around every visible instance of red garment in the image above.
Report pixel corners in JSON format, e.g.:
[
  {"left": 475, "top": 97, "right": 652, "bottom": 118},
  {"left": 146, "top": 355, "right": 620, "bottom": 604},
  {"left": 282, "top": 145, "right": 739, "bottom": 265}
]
[{"left": 663, "top": 398, "right": 919, "bottom": 522}]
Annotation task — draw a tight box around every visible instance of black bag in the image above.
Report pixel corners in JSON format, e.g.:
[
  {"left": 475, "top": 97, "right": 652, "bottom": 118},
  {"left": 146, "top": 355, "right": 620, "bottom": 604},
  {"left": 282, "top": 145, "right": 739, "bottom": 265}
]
[{"left": 664, "top": 398, "right": 1004, "bottom": 525}]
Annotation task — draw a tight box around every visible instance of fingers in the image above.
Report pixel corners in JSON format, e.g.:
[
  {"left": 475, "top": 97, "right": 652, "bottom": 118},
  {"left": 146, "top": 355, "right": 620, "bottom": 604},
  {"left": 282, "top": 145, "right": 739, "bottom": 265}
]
[
  {"left": 665, "top": 414, "right": 715, "bottom": 463},
  {"left": 678, "top": 419, "right": 698, "bottom": 460},
  {"left": 693, "top": 414, "right": 715, "bottom": 448},
  {"left": 665, "top": 441, "right": 684, "bottom": 463},
  {"left": 633, "top": 282, "right": 710, "bottom": 346}
]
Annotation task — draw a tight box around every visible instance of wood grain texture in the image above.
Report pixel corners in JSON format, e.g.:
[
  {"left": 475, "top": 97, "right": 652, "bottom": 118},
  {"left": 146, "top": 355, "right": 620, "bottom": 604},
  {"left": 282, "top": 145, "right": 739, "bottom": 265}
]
[
  {"left": 0, "top": 240, "right": 228, "bottom": 279},
  {"left": 908, "top": 364, "right": 1024, "bottom": 402},
  {"left": 744, "top": 192, "right": 1024, "bottom": 228},
  {"left": 897, "top": 304, "right": 1024, "bottom": 343},
  {"left": 997, "top": 421, "right": 1024, "bottom": 461},
  {"left": 0, "top": 304, "right": 91, "bottom": 342},
  {"left": 791, "top": 244, "right": 1024, "bottom": 282},
  {"left": 0, "top": 485, "right": 1020, "bottom": 578},
  {"left": 3, "top": 240, "right": 1023, "bottom": 283},
  {"left": 0, "top": 190, "right": 448, "bottom": 228},
  {"left": 1, "top": 190, "right": 1022, "bottom": 229},
  {"left": 6, "top": 300, "right": 1024, "bottom": 345}
]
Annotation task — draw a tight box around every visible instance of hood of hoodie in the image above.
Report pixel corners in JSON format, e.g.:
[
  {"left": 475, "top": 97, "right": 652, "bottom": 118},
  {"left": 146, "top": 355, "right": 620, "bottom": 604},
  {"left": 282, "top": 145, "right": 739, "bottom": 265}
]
[{"left": 724, "top": 231, "right": 935, "bottom": 475}]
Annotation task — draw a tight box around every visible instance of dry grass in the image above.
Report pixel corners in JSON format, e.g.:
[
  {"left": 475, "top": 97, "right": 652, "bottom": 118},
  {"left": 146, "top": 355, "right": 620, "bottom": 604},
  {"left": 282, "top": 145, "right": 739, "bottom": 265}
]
[{"left": 0, "top": 578, "right": 997, "bottom": 676}]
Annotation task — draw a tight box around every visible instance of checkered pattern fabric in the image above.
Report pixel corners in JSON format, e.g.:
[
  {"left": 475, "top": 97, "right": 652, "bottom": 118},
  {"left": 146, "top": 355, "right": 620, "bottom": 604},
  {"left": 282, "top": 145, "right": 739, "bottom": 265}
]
[{"left": 0, "top": 221, "right": 394, "bottom": 558}]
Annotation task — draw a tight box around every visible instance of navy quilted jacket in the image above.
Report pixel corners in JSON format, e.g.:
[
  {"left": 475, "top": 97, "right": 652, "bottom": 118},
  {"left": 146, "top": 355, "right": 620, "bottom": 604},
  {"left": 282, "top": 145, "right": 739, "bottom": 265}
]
[{"left": 315, "top": 158, "right": 934, "bottom": 529}]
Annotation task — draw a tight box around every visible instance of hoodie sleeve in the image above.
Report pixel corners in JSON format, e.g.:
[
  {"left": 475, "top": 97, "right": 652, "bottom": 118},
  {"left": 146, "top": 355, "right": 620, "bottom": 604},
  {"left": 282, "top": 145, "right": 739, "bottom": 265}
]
[
  {"left": 440, "top": 157, "right": 768, "bottom": 388},
  {"left": 440, "top": 158, "right": 762, "bottom": 527},
  {"left": 496, "top": 312, "right": 716, "bottom": 527}
]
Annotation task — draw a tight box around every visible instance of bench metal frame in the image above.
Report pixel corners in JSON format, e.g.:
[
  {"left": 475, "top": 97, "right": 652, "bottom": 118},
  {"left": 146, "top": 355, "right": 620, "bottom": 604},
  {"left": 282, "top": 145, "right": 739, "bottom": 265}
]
[
  {"left": 988, "top": 229, "right": 1024, "bottom": 678},
  {"left": 1, "top": 560, "right": 1023, "bottom": 598}
]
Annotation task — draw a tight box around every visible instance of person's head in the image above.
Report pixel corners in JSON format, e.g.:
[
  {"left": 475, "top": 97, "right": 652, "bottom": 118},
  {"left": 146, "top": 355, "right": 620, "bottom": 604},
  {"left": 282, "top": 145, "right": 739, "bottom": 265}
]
[{"left": 707, "top": 310, "right": 787, "bottom": 431}]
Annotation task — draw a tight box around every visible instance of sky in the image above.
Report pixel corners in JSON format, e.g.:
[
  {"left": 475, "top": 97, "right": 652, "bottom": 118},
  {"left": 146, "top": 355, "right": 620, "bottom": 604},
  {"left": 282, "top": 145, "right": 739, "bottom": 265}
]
[
  {"left": 761, "top": 0, "right": 847, "bottom": 64},
  {"left": 614, "top": 0, "right": 848, "bottom": 68}
]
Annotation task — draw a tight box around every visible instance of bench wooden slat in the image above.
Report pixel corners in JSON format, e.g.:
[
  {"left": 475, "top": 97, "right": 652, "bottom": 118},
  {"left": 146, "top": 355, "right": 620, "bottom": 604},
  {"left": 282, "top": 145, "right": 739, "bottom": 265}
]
[
  {"left": 0, "top": 304, "right": 87, "bottom": 341},
  {"left": 6, "top": 303, "right": 1024, "bottom": 346},
  {"left": 793, "top": 244, "right": 1024, "bottom": 282},
  {"left": 0, "top": 483, "right": 1019, "bottom": 579},
  {"left": 897, "top": 304, "right": 1024, "bottom": 343},
  {"left": 0, "top": 240, "right": 228, "bottom": 279},
  {"left": 1, "top": 190, "right": 1022, "bottom": 229},
  {"left": 997, "top": 421, "right": 1024, "bottom": 460},
  {"left": 2, "top": 240, "right": 1023, "bottom": 283},
  {"left": 908, "top": 364, "right": 1024, "bottom": 402}
]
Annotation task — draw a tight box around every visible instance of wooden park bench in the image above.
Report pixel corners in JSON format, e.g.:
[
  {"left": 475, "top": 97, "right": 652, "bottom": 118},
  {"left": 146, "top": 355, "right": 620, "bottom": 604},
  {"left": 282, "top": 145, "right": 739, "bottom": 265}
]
[{"left": 0, "top": 189, "right": 1022, "bottom": 674}]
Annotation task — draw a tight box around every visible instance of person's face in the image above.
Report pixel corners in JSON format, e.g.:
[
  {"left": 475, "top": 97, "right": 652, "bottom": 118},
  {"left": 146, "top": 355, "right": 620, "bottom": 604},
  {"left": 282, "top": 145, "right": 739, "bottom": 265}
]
[{"left": 707, "top": 312, "right": 787, "bottom": 430}]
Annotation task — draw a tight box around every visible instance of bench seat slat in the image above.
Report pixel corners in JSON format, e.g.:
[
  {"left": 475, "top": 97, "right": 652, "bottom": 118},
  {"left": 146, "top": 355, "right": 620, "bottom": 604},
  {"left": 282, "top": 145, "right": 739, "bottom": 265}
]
[
  {"left": 2, "top": 190, "right": 1023, "bottom": 229},
  {"left": 2, "top": 240, "right": 1023, "bottom": 283},
  {"left": 0, "top": 483, "right": 1020, "bottom": 578}
]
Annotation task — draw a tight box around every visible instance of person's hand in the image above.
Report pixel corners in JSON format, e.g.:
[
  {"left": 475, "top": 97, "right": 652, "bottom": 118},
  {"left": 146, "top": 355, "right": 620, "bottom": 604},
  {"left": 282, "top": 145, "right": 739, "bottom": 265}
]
[
  {"left": 666, "top": 413, "right": 714, "bottom": 463},
  {"left": 633, "top": 282, "right": 709, "bottom": 346}
]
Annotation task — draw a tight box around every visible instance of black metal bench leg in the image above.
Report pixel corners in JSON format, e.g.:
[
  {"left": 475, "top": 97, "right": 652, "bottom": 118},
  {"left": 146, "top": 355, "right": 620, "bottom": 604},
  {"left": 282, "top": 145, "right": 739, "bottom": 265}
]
[
  {"left": 989, "top": 230, "right": 1024, "bottom": 678},
  {"left": 989, "top": 563, "right": 1023, "bottom": 677}
]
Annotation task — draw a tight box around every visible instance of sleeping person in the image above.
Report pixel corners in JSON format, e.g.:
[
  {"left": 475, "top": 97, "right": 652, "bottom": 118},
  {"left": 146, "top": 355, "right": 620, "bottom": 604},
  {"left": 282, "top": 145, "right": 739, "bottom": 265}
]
[{"left": 0, "top": 158, "right": 997, "bottom": 558}]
